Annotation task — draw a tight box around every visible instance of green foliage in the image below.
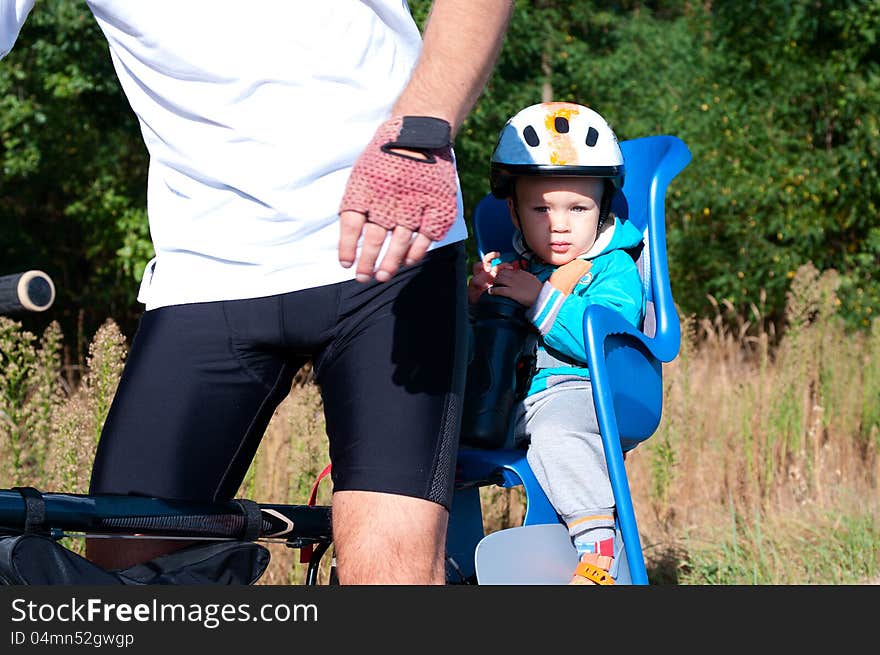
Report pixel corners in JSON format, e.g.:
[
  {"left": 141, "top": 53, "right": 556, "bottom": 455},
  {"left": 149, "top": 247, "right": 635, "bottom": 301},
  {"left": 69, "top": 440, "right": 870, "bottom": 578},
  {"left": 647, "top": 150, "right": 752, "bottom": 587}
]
[
  {"left": 2, "top": 0, "right": 879, "bottom": 340},
  {"left": 80, "top": 319, "right": 127, "bottom": 444},
  {"left": 648, "top": 431, "right": 677, "bottom": 528},
  {"left": 416, "top": 0, "right": 880, "bottom": 330},
  {"left": 0, "top": 0, "right": 150, "bottom": 344},
  {"left": 680, "top": 0, "right": 880, "bottom": 329},
  {"left": 861, "top": 319, "right": 880, "bottom": 444},
  {"left": 0, "top": 317, "right": 64, "bottom": 485},
  {"left": 677, "top": 508, "right": 880, "bottom": 585}
]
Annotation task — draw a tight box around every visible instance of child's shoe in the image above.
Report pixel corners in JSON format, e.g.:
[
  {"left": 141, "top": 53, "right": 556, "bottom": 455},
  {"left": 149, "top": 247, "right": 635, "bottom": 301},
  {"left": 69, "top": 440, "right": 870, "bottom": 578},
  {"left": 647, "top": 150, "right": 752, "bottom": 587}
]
[{"left": 569, "top": 537, "right": 615, "bottom": 585}]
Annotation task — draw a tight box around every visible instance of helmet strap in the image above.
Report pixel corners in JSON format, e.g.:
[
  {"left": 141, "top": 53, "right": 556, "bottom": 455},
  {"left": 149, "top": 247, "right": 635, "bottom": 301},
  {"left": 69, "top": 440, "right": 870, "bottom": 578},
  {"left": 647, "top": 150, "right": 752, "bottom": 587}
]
[
  {"left": 597, "top": 180, "right": 614, "bottom": 234},
  {"left": 511, "top": 197, "right": 535, "bottom": 257}
]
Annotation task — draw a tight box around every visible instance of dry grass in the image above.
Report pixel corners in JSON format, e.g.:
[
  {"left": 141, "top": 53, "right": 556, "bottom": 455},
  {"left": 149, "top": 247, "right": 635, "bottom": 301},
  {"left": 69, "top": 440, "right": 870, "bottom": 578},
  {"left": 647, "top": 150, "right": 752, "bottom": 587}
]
[
  {"left": 627, "top": 264, "right": 880, "bottom": 583},
  {"left": 1, "top": 264, "right": 877, "bottom": 583},
  {"left": 239, "top": 369, "right": 334, "bottom": 585}
]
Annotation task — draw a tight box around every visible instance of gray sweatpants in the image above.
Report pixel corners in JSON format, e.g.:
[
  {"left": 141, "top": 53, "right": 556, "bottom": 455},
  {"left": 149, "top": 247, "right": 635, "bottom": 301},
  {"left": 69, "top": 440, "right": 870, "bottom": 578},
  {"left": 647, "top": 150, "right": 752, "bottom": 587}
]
[{"left": 513, "top": 380, "right": 616, "bottom": 545}]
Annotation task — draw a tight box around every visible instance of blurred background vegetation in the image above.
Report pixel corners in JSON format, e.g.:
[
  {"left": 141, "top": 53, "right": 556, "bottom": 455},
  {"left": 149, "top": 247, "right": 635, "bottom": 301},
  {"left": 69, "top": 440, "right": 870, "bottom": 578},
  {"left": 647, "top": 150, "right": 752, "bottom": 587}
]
[
  {"left": 1, "top": 0, "right": 878, "bottom": 360},
  {"left": 2, "top": 262, "right": 877, "bottom": 583}
]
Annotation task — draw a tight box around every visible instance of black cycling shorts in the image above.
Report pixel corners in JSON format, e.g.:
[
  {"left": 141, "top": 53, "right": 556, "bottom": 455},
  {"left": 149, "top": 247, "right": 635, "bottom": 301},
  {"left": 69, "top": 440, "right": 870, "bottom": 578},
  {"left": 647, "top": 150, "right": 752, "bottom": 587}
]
[{"left": 89, "top": 242, "right": 468, "bottom": 510}]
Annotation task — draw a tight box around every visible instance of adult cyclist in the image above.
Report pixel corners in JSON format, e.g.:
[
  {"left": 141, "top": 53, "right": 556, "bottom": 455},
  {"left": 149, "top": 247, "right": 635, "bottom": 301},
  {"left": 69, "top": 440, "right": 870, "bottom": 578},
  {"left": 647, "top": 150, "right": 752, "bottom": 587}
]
[{"left": 0, "top": 0, "right": 514, "bottom": 584}]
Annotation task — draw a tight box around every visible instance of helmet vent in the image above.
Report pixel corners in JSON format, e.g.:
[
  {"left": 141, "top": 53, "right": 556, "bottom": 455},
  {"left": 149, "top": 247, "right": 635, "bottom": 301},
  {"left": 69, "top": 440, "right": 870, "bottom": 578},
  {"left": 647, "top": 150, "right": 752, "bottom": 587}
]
[
  {"left": 523, "top": 125, "right": 540, "bottom": 147},
  {"left": 554, "top": 116, "right": 569, "bottom": 133},
  {"left": 585, "top": 126, "right": 599, "bottom": 147}
]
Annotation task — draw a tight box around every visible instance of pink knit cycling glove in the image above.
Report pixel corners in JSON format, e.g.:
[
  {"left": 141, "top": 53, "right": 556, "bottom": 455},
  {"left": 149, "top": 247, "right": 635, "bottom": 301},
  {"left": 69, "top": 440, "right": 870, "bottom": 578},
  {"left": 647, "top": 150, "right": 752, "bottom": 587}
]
[{"left": 340, "top": 116, "right": 458, "bottom": 241}]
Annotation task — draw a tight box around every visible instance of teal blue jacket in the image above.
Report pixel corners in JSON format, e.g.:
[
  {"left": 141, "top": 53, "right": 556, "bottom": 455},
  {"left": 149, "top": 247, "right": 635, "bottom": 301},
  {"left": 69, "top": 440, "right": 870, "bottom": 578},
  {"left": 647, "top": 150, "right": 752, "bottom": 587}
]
[{"left": 519, "top": 216, "right": 646, "bottom": 396}]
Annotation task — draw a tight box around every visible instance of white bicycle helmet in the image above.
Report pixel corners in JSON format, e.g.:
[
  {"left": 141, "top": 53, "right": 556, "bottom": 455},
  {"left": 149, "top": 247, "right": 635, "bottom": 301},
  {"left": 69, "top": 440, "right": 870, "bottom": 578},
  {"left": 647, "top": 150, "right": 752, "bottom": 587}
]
[{"left": 490, "top": 102, "right": 624, "bottom": 201}]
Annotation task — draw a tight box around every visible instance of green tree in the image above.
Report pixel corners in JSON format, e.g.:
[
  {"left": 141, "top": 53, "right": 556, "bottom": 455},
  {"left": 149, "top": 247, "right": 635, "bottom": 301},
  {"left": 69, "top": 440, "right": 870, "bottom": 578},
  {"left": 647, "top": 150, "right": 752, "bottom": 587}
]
[
  {"left": 0, "top": 0, "right": 151, "bottom": 349},
  {"left": 3, "top": 0, "right": 879, "bottom": 347},
  {"left": 420, "top": 0, "right": 880, "bottom": 330},
  {"left": 675, "top": 0, "right": 880, "bottom": 329}
]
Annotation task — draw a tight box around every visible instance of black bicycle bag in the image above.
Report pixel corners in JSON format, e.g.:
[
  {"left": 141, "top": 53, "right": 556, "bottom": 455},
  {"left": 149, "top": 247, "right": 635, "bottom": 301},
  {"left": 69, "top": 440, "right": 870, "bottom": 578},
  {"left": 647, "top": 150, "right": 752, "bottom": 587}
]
[{"left": 0, "top": 532, "right": 270, "bottom": 585}]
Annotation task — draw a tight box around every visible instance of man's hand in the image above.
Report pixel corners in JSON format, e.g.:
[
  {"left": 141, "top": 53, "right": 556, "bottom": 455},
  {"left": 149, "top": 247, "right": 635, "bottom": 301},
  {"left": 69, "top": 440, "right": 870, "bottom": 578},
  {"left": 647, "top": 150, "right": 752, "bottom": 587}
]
[
  {"left": 338, "top": 116, "right": 458, "bottom": 282},
  {"left": 337, "top": 0, "right": 514, "bottom": 283}
]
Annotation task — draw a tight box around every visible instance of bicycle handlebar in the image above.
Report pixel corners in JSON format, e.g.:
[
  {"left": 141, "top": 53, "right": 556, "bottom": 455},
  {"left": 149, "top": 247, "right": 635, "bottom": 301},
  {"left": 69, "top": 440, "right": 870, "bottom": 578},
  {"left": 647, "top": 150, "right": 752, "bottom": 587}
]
[
  {"left": 0, "top": 489, "right": 332, "bottom": 546},
  {"left": 0, "top": 270, "right": 56, "bottom": 315}
]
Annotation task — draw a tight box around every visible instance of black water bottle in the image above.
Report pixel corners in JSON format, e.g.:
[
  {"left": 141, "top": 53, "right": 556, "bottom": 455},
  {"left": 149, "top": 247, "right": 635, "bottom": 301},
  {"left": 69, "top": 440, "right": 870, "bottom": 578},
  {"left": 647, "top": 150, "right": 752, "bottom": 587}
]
[{"left": 460, "top": 292, "right": 536, "bottom": 449}]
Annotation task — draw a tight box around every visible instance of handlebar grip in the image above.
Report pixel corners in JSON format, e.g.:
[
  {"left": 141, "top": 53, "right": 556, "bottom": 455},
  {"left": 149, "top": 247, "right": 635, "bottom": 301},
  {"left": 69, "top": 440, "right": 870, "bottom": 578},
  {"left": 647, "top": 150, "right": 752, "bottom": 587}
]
[{"left": 0, "top": 270, "right": 56, "bottom": 315}]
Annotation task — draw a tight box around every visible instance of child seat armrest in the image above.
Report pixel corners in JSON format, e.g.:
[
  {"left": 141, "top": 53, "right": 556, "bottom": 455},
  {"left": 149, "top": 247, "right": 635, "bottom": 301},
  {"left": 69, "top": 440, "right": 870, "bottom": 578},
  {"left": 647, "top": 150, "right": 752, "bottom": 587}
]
[{"left": 582, "top": 304, "right": 679, "bottom": 364}]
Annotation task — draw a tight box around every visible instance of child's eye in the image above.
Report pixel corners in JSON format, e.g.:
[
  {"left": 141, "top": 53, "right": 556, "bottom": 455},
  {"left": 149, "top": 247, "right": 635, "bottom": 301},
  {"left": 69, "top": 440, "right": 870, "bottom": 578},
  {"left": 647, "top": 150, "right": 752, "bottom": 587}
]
[
  {"left": 532, "top": 206, "right": 549, "bottom": 213},
  {"left": 571, "top": 206, "right": 587, "bottom": 212}
]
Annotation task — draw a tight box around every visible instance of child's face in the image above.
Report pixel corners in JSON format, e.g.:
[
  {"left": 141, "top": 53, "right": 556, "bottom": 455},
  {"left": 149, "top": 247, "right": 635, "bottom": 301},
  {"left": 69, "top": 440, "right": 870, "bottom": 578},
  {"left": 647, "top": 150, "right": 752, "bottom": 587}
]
[{"left": 509, "top": 176, "right": 604, "bottom": 266}]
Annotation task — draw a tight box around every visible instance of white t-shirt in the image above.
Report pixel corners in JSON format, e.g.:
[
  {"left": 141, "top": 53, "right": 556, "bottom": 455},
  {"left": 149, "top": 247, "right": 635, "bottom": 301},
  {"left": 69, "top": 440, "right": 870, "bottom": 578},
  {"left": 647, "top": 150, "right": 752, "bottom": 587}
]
[{"left": 1, "top": 1, "right": 467, "bottom": 309}]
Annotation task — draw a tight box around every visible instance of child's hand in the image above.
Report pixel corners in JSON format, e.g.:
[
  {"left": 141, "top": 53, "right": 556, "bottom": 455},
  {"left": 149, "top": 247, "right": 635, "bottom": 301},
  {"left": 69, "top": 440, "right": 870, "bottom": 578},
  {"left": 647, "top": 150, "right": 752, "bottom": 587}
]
[
  {"left": 467, "top": 251, "right": 501, "bottom": 304},
  {"left": 489, "top": 266, "right": 543, "bottom": 308}
]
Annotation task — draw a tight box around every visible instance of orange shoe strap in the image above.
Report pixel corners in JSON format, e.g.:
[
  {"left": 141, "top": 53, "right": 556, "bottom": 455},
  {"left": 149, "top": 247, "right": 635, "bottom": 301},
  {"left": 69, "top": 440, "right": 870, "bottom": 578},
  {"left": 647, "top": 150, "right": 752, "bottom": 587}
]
[{"left": 573, "top": 558, "right": 615, "bottom": 585}]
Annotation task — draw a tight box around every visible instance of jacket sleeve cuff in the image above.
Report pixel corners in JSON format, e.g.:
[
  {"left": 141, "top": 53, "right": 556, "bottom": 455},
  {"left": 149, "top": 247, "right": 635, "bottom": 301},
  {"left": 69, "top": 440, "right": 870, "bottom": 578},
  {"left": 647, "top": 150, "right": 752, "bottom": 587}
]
[{"left": 526, "top": 282, "right": 566, "bottom": 336}]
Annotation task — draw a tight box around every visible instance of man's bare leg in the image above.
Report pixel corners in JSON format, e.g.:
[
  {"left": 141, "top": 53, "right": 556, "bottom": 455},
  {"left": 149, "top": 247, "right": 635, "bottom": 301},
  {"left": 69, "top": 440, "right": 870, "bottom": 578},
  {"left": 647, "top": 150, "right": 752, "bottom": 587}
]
[{"left": 332, "top": 490, "right": 447, "bottom": 584}]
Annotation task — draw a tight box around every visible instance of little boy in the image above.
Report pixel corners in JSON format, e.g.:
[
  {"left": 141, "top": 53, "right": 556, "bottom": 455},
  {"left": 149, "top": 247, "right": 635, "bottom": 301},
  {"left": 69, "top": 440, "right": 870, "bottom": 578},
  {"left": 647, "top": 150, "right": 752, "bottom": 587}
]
[{"left": 467, "top": 102, "right": 645, "bottom": 584}]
